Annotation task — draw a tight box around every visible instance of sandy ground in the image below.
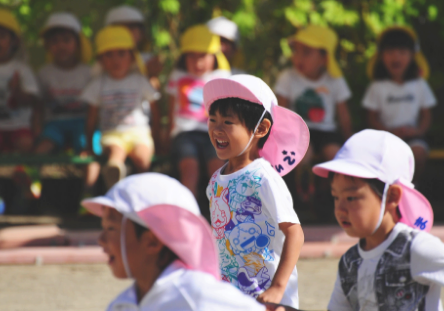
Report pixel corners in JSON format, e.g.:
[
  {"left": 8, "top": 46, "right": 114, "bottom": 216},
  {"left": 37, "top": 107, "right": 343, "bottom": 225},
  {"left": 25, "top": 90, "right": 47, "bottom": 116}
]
[{"left": 0, "top": 258, "right": 442, "bottom": 311}]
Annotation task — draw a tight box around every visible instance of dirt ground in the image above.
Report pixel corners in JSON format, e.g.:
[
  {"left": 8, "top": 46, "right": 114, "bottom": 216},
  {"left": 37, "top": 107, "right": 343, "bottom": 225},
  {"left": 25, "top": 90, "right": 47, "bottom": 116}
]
[{"left": 0, "top": 258, "right": 442, "bottom": 311}]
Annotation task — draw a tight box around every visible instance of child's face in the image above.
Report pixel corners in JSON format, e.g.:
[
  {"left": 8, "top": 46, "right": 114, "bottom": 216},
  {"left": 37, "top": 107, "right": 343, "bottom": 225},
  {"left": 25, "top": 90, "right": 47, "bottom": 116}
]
[
  {"left": 208, "top": 109, "right": 253, "bottom": 160},
  {"left": 98, "top": 207, "right": 145, "bottom": 279},
  {"left": 220, "top": 37, "right": 236, "bottom": 62},
  {"left": 290, "top": 41, "right": 327, "bottom": 80},
  {"left": 331, "top": 174, "right": 383, "bottom": 238},
  {"left": 46, "top": 30, "right": 79, "bottom": 68},
  {"left": 0, "top": 27, "right": 16, "bottom": 63},
  {"left": 100, "top": 49, "right": 134, "bottom": 79},
  {"left": 381, "top": 48, "right": 413, "bottom": 82},
  {"left": 185, "top": 52, "right": 215, "bottom": 77}
]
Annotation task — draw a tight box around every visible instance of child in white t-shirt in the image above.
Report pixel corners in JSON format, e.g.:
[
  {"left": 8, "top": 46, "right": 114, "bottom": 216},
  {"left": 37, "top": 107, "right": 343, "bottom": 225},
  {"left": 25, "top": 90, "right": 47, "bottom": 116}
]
[
  {"left": 81, "top": 26, "right": 160, "bottom": 189},
  {"left": 204, "top": 75, "right": 309, "bottom": 308},
  {"left": 81, "top": 173, "right": 266, "bottom": 311},
  {"left": 166, "top": 25, "right": 230, "bottom": 198},
  {"left": 0, "top": 9, "right": 39, "bottom": 154},
  {"left": 363, "top": 26, "right": 436, "bottom": 183},
  {"left": 313, "top": 129, "right": 444, "bottom": 311},
  {"left": 35, "top": 12, "right": 94, "bottom": 155}
]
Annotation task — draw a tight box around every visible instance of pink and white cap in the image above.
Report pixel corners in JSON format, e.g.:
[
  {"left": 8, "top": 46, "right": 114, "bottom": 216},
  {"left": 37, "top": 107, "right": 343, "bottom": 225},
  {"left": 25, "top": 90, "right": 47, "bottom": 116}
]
[
  {"left": 204, "top": 74, "right": 310, "bottom": 176},
  {"left": 313, "top": 129, "right": 433, "bottom": 232},
  {"left": 82, "top": 173, "right": 220, "bottom": 280}
]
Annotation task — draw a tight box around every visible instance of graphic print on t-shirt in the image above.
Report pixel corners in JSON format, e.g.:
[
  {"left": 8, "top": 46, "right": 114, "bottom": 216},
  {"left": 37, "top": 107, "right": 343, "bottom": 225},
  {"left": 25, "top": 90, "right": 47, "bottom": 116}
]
[
  {"left": 209, "top": 168, "right": 275, "bottom": 298},
  {"left": 47, "top": 87, "right": 86, "bottom": 115},
  {"left": 177, "top": 77, "right": 206, "bottom": 122},
  {"left": 294, "top": 88, "right": 325, "bottom": 123},
  {"left": 100, "top": 89, "right": 140, "bottom": 131}
]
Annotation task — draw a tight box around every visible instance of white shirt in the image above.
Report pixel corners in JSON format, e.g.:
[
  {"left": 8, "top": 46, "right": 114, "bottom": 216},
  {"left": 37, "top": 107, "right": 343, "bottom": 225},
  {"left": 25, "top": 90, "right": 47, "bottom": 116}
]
[
  {"left": 206, "top": 158, "right": 300, "bottom": 308},
  {"left": 0, "top": 59, "right": 39, "bottom": 130},
  {"left": 81, "top": 72, "right": 160, "bottom": 132},
  {"left": 274, "top": 68, "right": 351, "bottom": 132},
  {"left": 106, "top": 260, "right": 265, "bottom": 311},
  {"left": 362, "top": 78, "right": 436, "bottom": 129},
  {"left": 328, "top": 223, "right": 444, "bottom": 311},
  {"left": 38, "top": 63, "right": 91, "bottom": 121},
  {"left": 166, "top": 69, "right": 231, "bottom": 137}
]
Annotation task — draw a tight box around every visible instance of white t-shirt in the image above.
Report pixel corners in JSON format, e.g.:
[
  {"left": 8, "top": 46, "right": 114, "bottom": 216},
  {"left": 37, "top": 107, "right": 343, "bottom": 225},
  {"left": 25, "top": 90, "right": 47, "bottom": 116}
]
[
  {"left": 206, "top": 158, "right": 300, "bottom": 308},
  {"left": 166, "top": 69, "right": 231, "bottom": 137},
  {"left": 0, "top": 59, "right": 39, "bottom": 130},
  {"left": 362, "top": 78, "right": 436, "bottom": 129},
  {"left": 38, "top": 63, "right": 91, "bottom": 121},
  {"left": 106, "top": 260, "right": 265, "bottom": 311},
  {"left": 81, "top": 72, "right": 160, "bottom": 132},
  {"left": 274, "top": 68, "right": 351, "bottom": 132},
  {"left": 328, "top": 223, "right": 444, "bottom": 311}
]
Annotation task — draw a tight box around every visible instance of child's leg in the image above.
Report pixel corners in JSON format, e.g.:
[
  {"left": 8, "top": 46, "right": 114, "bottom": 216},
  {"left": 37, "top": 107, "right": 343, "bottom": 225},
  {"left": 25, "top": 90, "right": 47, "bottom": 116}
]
[
  {"left": 179, "top": 158, "right": 200, "bottom": 197},
  {"left": 34, "top": 121, "right": 64, "bottom": 154},
  {"left": 101, "top": 131, "right": 128, "bottom": 189},
  {"left": 128, "top": 144, "right": 154, "bottom": 173}
]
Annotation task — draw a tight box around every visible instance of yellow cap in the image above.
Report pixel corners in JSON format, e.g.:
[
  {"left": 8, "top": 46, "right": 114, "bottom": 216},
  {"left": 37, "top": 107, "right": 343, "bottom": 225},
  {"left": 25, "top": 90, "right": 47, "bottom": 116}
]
[
  {"left": 0, "top": 9, "right": 20, "bottom": 37},
  {"left": 367, "top": 26, "right": 429, "bottom": 80},
  {"left": 95, "top": 26, "right": 146, "bottom": 75},
  {"left": 180, "top": 25, "right": 230, "bottom": 71},
  {"left": 289, "top": 25, "right": 342, "bottom": 78}
]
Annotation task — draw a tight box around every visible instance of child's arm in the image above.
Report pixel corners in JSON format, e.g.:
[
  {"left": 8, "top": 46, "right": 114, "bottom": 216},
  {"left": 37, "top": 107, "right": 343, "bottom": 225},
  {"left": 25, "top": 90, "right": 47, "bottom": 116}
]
[
  {"left": 85, "top": 106, "right": 98, "bottom": 154},
  {"left": 336, "top": 101, "right": 352, "bottom": 140},
  {"left": 276, "top": 95, "right": 290, "bottom": 109},
  {"left": 167, "top": 95, "right": 175, "bottom": 137},
  {"left": 150, "top": 100, "right": 161, "bottom": 152},
  {"left": 257, "top": 222, "right": 304, "bottom": 304}
]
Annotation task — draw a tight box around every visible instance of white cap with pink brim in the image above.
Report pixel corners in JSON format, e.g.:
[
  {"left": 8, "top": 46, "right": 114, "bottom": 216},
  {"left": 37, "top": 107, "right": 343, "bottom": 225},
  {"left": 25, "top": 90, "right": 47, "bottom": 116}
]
[
  {"left": 82, "top": 173, "right": 220, "bottom": 280},
  {"left": 203, "top": 74, "right": 310, "bottom": 176},
  {"left": 313, "top": 129, "right": 433, "bottom": 232}
]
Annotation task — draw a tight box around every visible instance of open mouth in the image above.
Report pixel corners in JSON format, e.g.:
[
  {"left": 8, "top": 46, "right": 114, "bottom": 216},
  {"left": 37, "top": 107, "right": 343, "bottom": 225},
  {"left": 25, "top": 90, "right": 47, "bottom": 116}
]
[
  {"left": 216, "top": 139, "right": 229, "bottom": 149},
  {"left": 341, "top": 220, "right": 351, "bottom": 228}
]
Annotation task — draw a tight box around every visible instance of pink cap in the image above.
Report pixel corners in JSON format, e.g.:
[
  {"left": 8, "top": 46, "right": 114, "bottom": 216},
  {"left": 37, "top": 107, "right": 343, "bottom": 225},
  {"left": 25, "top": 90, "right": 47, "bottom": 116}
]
[
  {"left": 204, "top": 74, "right": 310, "bottom": 176},
  {"left": 313, "top": 129, "right": 433, "bottom": 232},
  {"left": 82, "top": 173, "right": 220, "bottom": 280}
]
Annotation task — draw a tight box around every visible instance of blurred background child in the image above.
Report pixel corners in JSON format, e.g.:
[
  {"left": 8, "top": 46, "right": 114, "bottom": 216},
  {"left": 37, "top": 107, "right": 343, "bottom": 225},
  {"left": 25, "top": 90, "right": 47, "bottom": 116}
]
[
  {"left": 274, "top": 25, "right": 352, "bottom": 205},
  {"left": 104, "top": 5, "right": 162, "bottom": 89},
  {"left": 81, "top": 26, "right": 160, "bottom": 190},
  {"left": 0, "top": 9, "right": 39, "bottom": 154},
  {"left": 363, "top": 26, "right": 435, "bottom": 185},
  {"left": 166, "top": 25, "right": 230, "bottom": 201},
  {"left": 207, "top": 16, "right": 245, "bottom": 75}
]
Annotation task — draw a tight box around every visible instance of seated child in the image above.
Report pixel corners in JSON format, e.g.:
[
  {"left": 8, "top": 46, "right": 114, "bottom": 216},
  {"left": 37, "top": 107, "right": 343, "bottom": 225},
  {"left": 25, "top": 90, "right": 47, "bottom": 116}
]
[
  {"left": 207, "top": 16, "right": 245, "bottom": 75},
  {"left": 166, "top": 25, "right": 230, "bottom": 197},
  {"left": 81, "top": 26, "right": 160, "bottom": 189},
  {"left": 81, "top": 172, "right": 266, "bottom": 311},
  {"left": 104, "top": 5, "right": 162, "bottom": 89},
  {"left": 0, "top": 9, "right": 39, "bottom": 153},
  {"left": 35, "top": 12, "right": 93, "bottom": 155},
  {"left": 274, "top": 25, "right": 352, "bottom": 203},
  {"left": 204, "top": 74, "right": 309, "bottom": 308},
  {"left": 312, "top": 129, "right": 443, "bottom": 310},
  {"left": 363, "top": 26, "right": 435, "bottom": 184}
]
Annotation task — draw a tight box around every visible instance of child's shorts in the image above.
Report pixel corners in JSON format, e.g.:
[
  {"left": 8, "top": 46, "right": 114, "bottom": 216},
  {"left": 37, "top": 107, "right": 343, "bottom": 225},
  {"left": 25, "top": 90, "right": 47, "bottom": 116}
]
[
  {"left": 310, "top": 129, "right": 343, "bottom": 154},
  {"left": 0, "top": 128, "right": 33, "bottom": 152},
  {"left": 101, "top": 127, "right": 154, "bottom": 154},
  {"left": 171, "top": 131, "right": 217, "bottom": 163}
]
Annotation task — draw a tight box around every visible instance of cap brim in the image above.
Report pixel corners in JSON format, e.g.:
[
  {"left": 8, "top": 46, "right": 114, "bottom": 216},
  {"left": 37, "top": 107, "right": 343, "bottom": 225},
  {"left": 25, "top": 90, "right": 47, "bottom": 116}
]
[
  {"left": 259, "top": 106, "right": 309, "bottom": 176},
  {"left": 81, "top": 196, "right": 116, "bottom": 217},
  {"left": 313, "top": 159, "right": 379, "bottom": 179}
]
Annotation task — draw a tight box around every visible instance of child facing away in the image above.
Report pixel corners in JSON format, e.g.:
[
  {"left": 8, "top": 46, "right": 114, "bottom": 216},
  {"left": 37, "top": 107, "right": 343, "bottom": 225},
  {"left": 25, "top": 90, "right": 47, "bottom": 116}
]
[
  {"left": 35, "top": 12, "right": 94, "bottom": 155},
  {"left": 81, "top": 26, "right": 160, "bottom": 189},
  {"left": 363, "top": 26, "right": 436, "bottom": 184},
  {"left": 81, "top": 173, "right": 268, "bottom": 311},
  {"left": 104, "top": 5, "right": 162, "bottom": 89},
  {"left": 166, "top": 25, "right": 231, "bottom": 198},
  {"left": 275, "top": 25, "right": 352, "bottom": 162},
  {"left": 312, "top": 129, "right": 444, "bottom": 310},
  {"left": 207, "top": 16, "right": 245, "bottom": 75},
  {"left": 0, "top": 9, "right": 39, "bottom": 154},
  {"left": 203, "top": 75, "right": 309, "bottom": 308}
]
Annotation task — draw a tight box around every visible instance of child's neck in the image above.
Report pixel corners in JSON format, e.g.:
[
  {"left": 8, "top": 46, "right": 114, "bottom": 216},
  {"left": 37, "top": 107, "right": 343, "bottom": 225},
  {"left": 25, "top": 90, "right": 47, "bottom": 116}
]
[
  {"left": 224, "top": 145, "right": 260, "bottom": 175},
  {"left": 391, "top": 76, "right": 405, "bottom": 85},
  {"left": 134, "top": 264, "right": 162, "bottom": 304},
  {"left": 361, "top": 214, "right": 396, "bottom": 251}
]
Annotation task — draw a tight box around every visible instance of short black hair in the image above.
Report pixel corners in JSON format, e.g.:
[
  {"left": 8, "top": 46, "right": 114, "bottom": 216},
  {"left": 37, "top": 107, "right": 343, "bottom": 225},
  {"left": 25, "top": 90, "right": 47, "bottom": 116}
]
[
  {"left": 209, "top": 97, "right": 273, "bottom": 149},
  {"left": 373, "top": 29, "right": 419, "bottom": 81},
  {"left": 175, "top": 53, "right": 218, "bottom": 71},
  {"left": 43, "top": 27, "right": 79, "bottom": 42},
  {"left": 328, "top": 172, "right": 385, "bottom": 199},
  {"left": 132, "top": 220, "right": 179, "bottom": 270}
]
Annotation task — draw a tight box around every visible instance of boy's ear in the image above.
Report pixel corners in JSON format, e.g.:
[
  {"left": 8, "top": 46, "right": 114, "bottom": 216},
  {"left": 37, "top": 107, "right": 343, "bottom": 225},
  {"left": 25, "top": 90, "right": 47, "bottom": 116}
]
[
  {"left": 140, "top": 230, "right": 165, "bottom": 255},
  {"left": 254, "top": 118, "right": 271, "bottom": 139},
  {"left": 386, "top": 184, "right": 402, "bottom": 211}
]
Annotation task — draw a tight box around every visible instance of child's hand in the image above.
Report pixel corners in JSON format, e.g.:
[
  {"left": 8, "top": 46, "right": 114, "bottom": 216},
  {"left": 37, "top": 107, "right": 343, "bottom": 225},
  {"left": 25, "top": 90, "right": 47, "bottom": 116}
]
[{"left": 257, "top": 285, "right": 285, "bottom": 305}]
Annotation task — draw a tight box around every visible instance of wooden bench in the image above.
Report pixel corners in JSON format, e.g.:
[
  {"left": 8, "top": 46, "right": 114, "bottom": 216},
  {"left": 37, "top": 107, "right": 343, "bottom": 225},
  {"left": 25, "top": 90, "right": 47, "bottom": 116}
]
[{"left": 429, "top": 149, "right": 444, "bottom": 160}]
